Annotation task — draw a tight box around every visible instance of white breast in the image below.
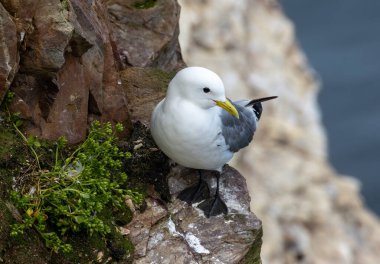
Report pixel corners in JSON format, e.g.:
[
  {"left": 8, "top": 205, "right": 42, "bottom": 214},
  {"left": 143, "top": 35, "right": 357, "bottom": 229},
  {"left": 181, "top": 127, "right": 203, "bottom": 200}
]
[{"left": 151, "top": 99, "right": 233, "bottom": 171}]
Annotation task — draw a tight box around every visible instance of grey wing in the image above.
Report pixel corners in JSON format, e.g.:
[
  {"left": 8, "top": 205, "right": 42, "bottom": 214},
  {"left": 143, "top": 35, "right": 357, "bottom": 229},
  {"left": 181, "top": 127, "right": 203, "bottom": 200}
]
[{"left": 220, "top": 100, "right": 257, "bottom": 153}]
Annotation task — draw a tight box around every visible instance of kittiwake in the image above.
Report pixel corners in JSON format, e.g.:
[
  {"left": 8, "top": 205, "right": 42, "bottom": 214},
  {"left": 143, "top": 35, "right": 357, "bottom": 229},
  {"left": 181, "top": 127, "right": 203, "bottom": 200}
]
[{"left": 151, "top": 67, "right": 277, "bottom": 217}]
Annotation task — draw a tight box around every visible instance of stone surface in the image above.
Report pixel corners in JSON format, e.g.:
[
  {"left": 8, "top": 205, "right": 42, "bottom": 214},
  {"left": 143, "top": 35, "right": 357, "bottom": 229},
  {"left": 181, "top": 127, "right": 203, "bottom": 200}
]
[
  {"left": 21, "top": 0, "right": 73, "bottom": 72},
  {"left": 106, "top": 0, "right": 185, "bottom": 71},
  {"left": 178, "top": 0, "right": 380, "bottom": 263},
  {"left": 3, "top": 0, "right": 130, "bottom": 143},
  {"left": 0, "top": 2, "right": 18, "bottom": 102},
  {"left": 127, "top": 166, "right": 262, "bottom": 264},
  {"left": 121, "top": 67, "right": 175, "bottom": 124},
  {"left": 66, "top": 0, "right": 130, "bottom": 137},
  {"left": 3, "top": 0, "right": 185, "bottom": 143}
]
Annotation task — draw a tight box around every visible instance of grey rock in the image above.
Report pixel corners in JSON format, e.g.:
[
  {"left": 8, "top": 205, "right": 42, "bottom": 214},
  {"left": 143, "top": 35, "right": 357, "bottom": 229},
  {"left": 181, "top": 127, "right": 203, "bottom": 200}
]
[
  {"left": 128, "top": 166, "right": 262, "bottom": 264},
  {"left": 0, "top": 2, "right": 18, "bottom": 102},
  {"left": 106, "top": 0, "right": 185, "bottom": 71}
]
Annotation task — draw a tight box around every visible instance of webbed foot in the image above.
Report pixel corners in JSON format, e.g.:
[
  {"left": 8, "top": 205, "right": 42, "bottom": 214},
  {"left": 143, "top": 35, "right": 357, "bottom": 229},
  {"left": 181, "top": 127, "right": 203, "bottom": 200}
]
[
  {"left": 197, "top": 172, "right": 228, "bottom": 217},
  {"left": 177, "top": 170, "right": 210, "bottom": 204},
  {"left": 197, "top": 195, "right": 228, "bottom": 217}
]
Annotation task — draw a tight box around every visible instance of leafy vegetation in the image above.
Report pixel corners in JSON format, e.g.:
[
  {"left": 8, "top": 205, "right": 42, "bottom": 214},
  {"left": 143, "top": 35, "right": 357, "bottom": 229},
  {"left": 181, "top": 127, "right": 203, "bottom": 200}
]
[
  {"left": 133, "top": 0, "right": 157, "bottom": 9},
  {"left": 6, "top": 115, "right": 142, "bottom": 253}
]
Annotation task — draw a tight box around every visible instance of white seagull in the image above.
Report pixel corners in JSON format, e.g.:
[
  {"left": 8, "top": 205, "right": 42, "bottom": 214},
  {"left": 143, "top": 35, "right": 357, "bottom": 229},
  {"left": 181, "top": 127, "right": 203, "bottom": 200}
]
[{"left": 151, "top": 67, "right": 276, "bottom": 217}]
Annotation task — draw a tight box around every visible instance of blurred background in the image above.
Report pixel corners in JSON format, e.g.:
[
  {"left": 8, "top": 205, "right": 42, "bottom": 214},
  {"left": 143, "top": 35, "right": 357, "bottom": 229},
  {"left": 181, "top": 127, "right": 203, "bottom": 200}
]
[
  {"left": 179, "top": 0, "right": 380, "bottom": 263},
  {"left": 281, "top": 0, "right": 380, "bottom": 216}
]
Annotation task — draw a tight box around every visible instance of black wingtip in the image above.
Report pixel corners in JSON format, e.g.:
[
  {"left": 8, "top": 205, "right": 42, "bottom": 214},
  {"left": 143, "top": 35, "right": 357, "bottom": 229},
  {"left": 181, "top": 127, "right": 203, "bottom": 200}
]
[{"left": 245, "top": 96, "right": 278, "bottom": 107}]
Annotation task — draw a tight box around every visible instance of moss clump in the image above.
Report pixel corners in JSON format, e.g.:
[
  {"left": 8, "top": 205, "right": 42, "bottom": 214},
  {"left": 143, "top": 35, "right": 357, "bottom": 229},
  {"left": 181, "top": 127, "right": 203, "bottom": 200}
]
[
  {"left": 0, "top": 119, "right": 27, "bottom": 199},
  {"left": 239, "top": 228, "right": 263, "bottom": 264},
  {"left": 4, "top": 228, "right": 51, "bottom": 263},
  {"left": 0, "top": 200, "right": 13, "bottom": 253},
  {"left": 10, "top": 121, "right": 142, "bottom": 253},
  {"left": 0, "top": 126, "right": 18, "bottom": 160},
  {"left": 51, "top": 206, "right": 134, "bottom": 263},
  {"left": 114, "top": 205, "right": 134, "bottom": 226},
  {"left": 60, "top": 0, "right": 70, "bottom": 11},
  {"left": 106, "top": 227, "right": 135, "bottom": 262},
  {"left": 133, "top": 0, "right": 157, "bottom": 9},
  {"left": 122, "top": 122, "right": 171, "bottom": 201},
  {"left": 51, "top": 231, "right": 134, "bottom": 264}
]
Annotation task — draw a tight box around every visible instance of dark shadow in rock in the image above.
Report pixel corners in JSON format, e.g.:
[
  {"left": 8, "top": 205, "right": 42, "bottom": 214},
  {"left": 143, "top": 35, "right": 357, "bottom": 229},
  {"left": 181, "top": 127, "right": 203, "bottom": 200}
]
[{"left": 122, "top": 122, "right": 171, "bottom": 201}]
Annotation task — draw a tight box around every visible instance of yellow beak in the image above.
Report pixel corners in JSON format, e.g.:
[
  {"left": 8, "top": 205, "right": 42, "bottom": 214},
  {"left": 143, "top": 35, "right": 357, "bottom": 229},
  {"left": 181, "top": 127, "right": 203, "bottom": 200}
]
[{"left": 215, "top": 100, "right": 239, "bottom": 119}]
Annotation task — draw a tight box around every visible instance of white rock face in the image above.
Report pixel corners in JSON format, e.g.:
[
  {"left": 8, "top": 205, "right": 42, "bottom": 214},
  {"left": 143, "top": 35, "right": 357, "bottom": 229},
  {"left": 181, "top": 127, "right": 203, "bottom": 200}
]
[{"left": 178, "top": 0, "right": 380, "bottom": 263}]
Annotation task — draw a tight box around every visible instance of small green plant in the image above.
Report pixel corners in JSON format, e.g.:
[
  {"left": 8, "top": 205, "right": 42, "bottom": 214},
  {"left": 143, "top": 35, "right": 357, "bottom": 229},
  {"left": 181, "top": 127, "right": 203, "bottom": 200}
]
[
  {"left": 10, "top": 120, "right": 142, "bottom": 253},
  {"left": 133, "top": 0, "right": 157, "bottom": 9}
]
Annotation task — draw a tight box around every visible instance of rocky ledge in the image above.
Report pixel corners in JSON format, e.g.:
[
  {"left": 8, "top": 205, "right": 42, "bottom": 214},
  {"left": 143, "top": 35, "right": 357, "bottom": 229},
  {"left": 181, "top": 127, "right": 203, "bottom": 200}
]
[
  {"left": 127, "top": 165, "right": 262, "bottom": 264},
  {"left": 122, "top": 120, "right": 263, "bottom": 264}
]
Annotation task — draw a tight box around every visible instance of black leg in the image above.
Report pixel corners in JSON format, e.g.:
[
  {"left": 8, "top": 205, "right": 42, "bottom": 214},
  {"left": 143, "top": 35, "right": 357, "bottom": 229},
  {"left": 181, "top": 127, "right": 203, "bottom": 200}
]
[
  {"left": 177, "top": 170, "right": 210, "bottom": 204},
  {"left": 197, "top": 172, "right": 228, "bottom": 218}
]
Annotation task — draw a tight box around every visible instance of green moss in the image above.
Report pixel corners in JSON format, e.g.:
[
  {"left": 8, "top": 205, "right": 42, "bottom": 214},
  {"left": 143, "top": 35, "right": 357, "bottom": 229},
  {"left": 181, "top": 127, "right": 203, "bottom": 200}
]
[
  {"left": 0, "top": 115, "right": 139, "bottom": 261},
  {"left": 51, "top": 232, "right": 108, "bottom": 263},
  {"left": 0, "top": 128, "right": 16, "bottom": 159},
  {"left": 122, "top": 122, "right": 171, "bottom": 201},
  {"left": 0, "top": 117, "right": 29, "bottom": 200},
  {"left": 0, "top": 114, "right": 55, "bottom": 263},
  {"left": 0, "top": 200, "right": 13, "bottom": 253},
  {"left": 0, "top": 116, "right": 28, "bottom": 163},
  {"left": 5, "top": 227, "right": 51, "bottom": 263},
  {"left": 114, "top": 206, "right": 134, "bottom": 226},
  {"left": 146, "top": 68, "right": 176, "bottom": 85},
  {"left": 47, "top": 192, "right": 134, "bottom": 263},
  {"left": 239, "top": 228, "right": 263, "bottom": 264},
  {"left": 122, "top": 67, "right": 175, "bottom": 93},
  {"left": 133, "top": 0, "right": 157, "bottom": 9},
  {"left": 60, "top": 0, "right": 70, "bottom": 11},
  {"left": 52, "top": 223, "right": 134, "bottom": 263},
  {"left": 106, "top": 227, "right": 135, "bottom": 263}
]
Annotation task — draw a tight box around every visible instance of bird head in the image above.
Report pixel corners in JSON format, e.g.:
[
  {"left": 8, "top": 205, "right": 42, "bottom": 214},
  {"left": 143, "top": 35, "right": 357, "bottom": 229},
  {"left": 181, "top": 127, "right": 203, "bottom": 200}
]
[{"left": 168, "top": 67, "right": 239, "bottom": 118}]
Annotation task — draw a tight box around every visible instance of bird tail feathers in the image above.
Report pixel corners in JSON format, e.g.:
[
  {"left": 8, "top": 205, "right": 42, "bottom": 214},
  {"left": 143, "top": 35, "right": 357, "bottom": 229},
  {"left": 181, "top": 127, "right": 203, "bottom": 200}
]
[{"left": 245, "top": 96, "right": 278, "bottom": 107}]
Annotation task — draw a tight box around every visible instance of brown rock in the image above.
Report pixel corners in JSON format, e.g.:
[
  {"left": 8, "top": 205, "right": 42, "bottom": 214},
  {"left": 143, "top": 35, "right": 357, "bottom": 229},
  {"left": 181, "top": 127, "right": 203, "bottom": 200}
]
[
  {"left": 127, "top": 197, "right": 168, "bottom": 258},
  {"left": 21, "top": 0, "right": 73, "bottom": 72},
  {"left": 40, "top": 55, "right": 89, "bottom": 142},
  {"left": 121, "top": 67, "right": 175, "bottom": 124},
  {"left": 5, "top": 0, "right": 185, "bottom": 143},
  {"left": 0, "top": 2, "right": 18, "bottom": 102},
  {"left": 7, "top": 0, "right": 131, "bottom": 143},
  {"left": 67, "top": 0, "right": 130, "bottom": 129},
  {"left": 106, "top": 0, "right": 185, "bottom": 71}
]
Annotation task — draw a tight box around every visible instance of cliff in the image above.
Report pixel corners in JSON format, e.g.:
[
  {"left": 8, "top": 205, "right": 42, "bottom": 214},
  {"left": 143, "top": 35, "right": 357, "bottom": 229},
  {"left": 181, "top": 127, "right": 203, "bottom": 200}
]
[
  {"left": 178, "top": 0, "right": 380, "bottom": 263},
  {"left": 0, "top": 0, "right": 261, "bottom": 263}
]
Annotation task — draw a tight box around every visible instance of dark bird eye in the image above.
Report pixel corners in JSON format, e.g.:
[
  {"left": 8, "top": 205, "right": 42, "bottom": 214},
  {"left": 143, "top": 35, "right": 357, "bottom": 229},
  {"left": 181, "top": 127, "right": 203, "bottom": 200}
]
[{"left": 203, "top": 87, "right": 210, "bottom": 93}]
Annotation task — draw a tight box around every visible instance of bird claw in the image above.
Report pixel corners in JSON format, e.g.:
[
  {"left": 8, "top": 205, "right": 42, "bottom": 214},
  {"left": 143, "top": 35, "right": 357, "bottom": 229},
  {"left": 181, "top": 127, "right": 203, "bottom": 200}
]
[
  {"left": 177, "top": 180, "right": 210, "bottom": 204},
  {"left": 197, "top": 195, "right": 228, "bottom": 218}
]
